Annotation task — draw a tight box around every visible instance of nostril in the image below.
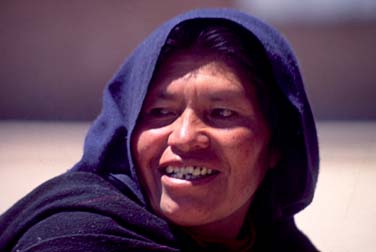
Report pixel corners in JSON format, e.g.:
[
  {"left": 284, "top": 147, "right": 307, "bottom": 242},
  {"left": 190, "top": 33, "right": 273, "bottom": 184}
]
[
  {"left": 168, "top": 130, "right": 210, "bottom": 152},
  {"left": 196, "top": 133, "right": 210, "bottom": 147}
]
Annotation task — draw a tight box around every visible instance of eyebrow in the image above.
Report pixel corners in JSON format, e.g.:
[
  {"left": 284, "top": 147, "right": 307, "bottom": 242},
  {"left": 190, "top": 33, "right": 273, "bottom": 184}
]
[
  {"left": 153, "top": 90, "right": 175, "bottom": 100},
  {"left": 154, "top": 89, "right": 249, "bottom": 102},
  {"left": 209, "top": 89, "right": 251, "bottom": 102},
  {"left": 209, "top": 92, "right": 245, "bottom": 101}
]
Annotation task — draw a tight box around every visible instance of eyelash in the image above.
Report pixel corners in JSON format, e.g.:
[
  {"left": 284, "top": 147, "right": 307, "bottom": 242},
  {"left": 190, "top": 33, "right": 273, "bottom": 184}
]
[
  {"left": 148, "top": 108, "right": 175, "bottom": 117},
  {"left": 143, "top": 107, "right": 238, "bottom": 122},
  {"left": 210, "top": 108, "right": 236, "bottom": 119}
]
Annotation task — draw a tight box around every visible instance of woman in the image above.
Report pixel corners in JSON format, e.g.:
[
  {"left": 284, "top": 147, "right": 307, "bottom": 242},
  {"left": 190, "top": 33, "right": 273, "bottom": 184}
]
[{"left": 0, "top": 8, "right": 319, "bottom": 251}]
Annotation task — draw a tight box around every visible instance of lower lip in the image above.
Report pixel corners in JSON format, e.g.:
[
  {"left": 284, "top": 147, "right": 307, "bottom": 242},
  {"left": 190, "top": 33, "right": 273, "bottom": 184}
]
[{"left": 161, "top": 173, "right": 219, "bottom": 188}]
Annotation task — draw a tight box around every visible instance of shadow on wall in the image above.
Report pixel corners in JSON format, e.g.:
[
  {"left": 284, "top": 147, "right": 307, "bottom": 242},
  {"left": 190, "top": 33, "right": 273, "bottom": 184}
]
[{"left": 1, "top": 1, "right": 375, "bottom": 121}]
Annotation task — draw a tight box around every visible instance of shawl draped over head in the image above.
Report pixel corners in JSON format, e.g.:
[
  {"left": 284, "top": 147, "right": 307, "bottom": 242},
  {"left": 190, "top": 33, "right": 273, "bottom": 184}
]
[{"left": 0, "top": 8, "right": 319, "bottom": 252}]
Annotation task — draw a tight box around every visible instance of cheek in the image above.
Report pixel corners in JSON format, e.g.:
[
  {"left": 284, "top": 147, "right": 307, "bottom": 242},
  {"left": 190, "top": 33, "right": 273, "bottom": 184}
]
[
  {"left": 131, "top": 128, "right": 169, "bottom": 188},
  {"left": 221, "top": 129, "right": 259, "bottom": 160},
  {"left": 131, "top": 130, "right": 155, "bottom": 186},
  {"left": 131, "top": 130, "right": 164, "bottom": 205},
  {"left": 133, "top": 128, "right": 167, "bottom": 164},
  {"left": 221, "top": 128, "right": 270, "bottom": 185}
]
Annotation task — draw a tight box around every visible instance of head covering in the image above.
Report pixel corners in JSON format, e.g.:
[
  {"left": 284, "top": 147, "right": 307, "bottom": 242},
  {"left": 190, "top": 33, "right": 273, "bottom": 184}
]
[
  {"left": 72, "top": 8, "right": 319, "bottom": 219},
  {"left": 0, "top": 8, "right": 319, "bottom": 252}
]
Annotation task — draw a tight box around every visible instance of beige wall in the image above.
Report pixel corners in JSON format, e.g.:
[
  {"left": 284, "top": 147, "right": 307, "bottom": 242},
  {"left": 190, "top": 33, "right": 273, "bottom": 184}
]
[
  {"left": 1, "top": 1, "right": 375, "bottom": 120},
  {"left": 278, "top": 22, "right": 376, "bottom": 120}
]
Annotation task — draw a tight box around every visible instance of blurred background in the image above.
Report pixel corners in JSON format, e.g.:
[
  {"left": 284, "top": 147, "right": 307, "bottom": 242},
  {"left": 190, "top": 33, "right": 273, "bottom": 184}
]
[
  {"left": 1, "top": 1, "right": 375, "bottom": 252},
  {"left": 1, "top": 0, "right": 376, "bottom": 121}
]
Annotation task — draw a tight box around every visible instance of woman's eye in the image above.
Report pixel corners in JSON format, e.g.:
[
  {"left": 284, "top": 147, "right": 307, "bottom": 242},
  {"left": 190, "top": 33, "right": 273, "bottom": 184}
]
[
  {"left": 211, "top": 108, "right": 235, "bottom": 119},
  {"left": 148, "top": 108, "right": 174, "bottom": 117}
]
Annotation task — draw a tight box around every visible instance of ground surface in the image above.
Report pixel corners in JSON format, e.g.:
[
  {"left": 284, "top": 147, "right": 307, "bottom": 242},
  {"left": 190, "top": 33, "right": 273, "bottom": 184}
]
[{"left": 1, "top": 121, "right": 375, "bottom": 252}]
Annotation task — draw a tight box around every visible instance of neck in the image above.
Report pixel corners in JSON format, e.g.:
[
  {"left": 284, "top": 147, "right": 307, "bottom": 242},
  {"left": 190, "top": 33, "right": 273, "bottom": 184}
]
[{"left": 185, "top": 199, "right": 251, "bottom": 241}]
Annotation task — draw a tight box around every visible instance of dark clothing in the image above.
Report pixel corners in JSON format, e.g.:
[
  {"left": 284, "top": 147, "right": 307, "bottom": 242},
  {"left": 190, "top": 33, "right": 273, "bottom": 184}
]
[
  {"left": 0, "top": 172, "right": 317, "bottom": 252},
  {"left": 0, "top": 172, "right": 178, "bottom": 252},
  {"left": 0, "top": 8, "right": 319, "bottom": 251}
]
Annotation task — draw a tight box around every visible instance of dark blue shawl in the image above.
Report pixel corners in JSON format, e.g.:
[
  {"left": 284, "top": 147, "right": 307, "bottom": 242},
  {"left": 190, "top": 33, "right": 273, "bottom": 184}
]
[{"left": 0, "top": 8, "right": 319, "bottom": 251}]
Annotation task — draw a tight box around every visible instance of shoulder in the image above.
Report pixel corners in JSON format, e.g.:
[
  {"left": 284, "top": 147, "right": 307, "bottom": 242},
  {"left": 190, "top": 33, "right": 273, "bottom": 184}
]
[
  {"left": 0, "top": 172, "right": 179, "bottom": 251},
  {"left": 255, "top": 217, "right": 319, "bottom": 252}
]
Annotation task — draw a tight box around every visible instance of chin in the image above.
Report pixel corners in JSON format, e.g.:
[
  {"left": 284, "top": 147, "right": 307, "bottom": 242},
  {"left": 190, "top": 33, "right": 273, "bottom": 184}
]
[{"left": 156, "top": 199, "right": 215, "bottom": 227}]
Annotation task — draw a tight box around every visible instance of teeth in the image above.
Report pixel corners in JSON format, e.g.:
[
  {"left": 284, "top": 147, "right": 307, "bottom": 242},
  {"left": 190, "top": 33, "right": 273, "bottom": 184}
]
[
  {"left": 187, "top": 166, "right": 194, "bottom": 173},
  {"left": 201, "top": 167, "right": 207, "bottom": 175},
  {"left": 166, "top": 166, "right": 174, "bottom": 173},
  {"left": 193, "top": 168, "right": 201, "bottom": 176},
  {"left": 164, "top": 166, "right": 215, "bottom": 180}
]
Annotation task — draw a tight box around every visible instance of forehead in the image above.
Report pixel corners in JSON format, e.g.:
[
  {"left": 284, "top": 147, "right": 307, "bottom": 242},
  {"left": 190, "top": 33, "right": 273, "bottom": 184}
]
[{"left": 149, "top": 53, "right": 255, "bottom": 97}]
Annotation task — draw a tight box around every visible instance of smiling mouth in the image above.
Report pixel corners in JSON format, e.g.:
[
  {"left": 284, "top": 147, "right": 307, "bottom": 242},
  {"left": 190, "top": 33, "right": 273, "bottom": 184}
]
[{"left": 163, "top": 166, "right": 219, "bottom": 181}]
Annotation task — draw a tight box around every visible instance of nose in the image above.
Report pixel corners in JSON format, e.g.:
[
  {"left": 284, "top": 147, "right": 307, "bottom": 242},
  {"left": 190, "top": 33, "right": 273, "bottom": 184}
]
[{"left": 167, "top": 109, "right": 210, "bottom": 152}]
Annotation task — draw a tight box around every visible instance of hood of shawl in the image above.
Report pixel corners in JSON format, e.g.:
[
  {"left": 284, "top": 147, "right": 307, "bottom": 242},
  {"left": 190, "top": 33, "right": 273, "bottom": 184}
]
[{"left": 71, "top": 8, "right": 319, "bottom": 220}]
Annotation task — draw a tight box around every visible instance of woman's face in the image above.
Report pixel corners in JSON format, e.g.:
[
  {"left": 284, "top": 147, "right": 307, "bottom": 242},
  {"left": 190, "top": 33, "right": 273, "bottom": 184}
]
[{"left": 132, "top": 54, "right": 277, "bottom": 231}]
